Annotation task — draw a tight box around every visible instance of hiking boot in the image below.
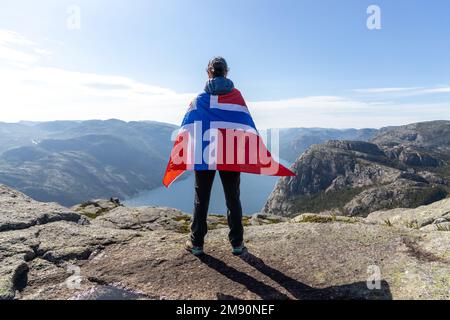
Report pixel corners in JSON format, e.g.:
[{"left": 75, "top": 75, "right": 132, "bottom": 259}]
[
  {"left": 232, "top": 243, "right": 247, "bottom": 256},
  {"left": 185, "top": 240, "right": 204, "bottom": 256}
]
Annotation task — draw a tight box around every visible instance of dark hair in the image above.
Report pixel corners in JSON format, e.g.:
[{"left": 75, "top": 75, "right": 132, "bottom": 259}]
[{"left": 207, "top": 56, "right": 229, "bottom": 77}]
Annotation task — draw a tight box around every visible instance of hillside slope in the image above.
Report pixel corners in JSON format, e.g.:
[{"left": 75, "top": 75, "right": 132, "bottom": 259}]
[
  {"left": 0, "top": 120, "right": 176, "bottom": 206},
  {"left": 264, "top": 121, "right": 450, "bottom": 217}
]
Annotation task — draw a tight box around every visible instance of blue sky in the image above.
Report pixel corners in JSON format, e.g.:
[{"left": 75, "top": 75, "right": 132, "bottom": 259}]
[{"left": 0, "top": 0, "right": 449, "bottom": 128}]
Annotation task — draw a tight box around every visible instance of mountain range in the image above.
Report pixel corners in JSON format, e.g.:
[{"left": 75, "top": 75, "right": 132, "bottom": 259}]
[
  {"left": 0, "top": 120, "right": 176, "bottom": 205},
  {"left": 1, "top": 119, "right": 450, "bottom": 219},
  {"left": 264, "top": 120, "right": 450, "bottom": 217},
  {"left": 278, "top": 127, "right": 378, "bottom": 162},
  {"left": 0, "top": 120, "right": 379, "bottom": 206}
]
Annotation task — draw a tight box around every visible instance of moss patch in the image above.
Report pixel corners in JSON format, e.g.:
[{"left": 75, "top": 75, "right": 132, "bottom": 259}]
[
  {"left": 294, "top": 214, "right": 358, "bottom": 224},
  {"left": 78, "top": 211, "right": 104, "bottom": 219},
  {"left": 436, "top": 224, "right": 450, "bottom": 232},
  {"left": 75, "top": 201, "right": 117, "bottom": 219},
  {"left": 171, "top": 215, "right": 191, "bottom": 222},
  {"left": 178, "top": 222, "right": 191, "bottom": 234},
  {"left": 242, "top": 216, "right": 252, "bottom": 226},
  {"left": 405, "top": 220, "right": 420, "bottom": 230}
]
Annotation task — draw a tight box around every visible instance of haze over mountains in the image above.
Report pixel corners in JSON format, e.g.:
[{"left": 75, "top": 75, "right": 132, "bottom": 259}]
[
  {"left": 278, "top": 128, "right": 378, "bottom": 163},
  {"left": 0, "top": 119, "right": 380, "bottom": 206},
  {"left": 0, "top": 120, "right": 379, "bottom": 207},
  {"left": 0, "top": 119, "right": 449, "bottom": 218}
]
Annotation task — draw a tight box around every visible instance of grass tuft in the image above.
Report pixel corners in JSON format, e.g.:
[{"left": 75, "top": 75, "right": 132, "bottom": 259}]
[
  {"left": 383, "top": 219, "right": 393, "bottom": 227},
  {"left": 436, "top": 224, "right": 450, "bottom": 232},
  {"left": 405, "top": 220, "right": 420, "bottom": 229}
]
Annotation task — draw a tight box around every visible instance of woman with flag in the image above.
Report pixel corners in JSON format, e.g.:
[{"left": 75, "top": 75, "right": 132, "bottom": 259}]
[{"left": 163, "top": 57, "right": 295, "bottom": 256}]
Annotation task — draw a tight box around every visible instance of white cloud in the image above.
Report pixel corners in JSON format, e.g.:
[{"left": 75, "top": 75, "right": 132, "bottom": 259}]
[
  {"left": 0, "top": 65, "right": 196, "bottom": 124},
  {"left": 0, "top": 30, "right": 196, "bottom": 124},
  {"left": 354, "top": 86, "right": 450, "bottom": 97},
  {"left": 33, "top": 48, "right": 52, "bottom": 56},
  {"left": 421, "top": 86, "right": 450, "bottom": 94},
  {"left": 249, "top": 97, "right": 450, "bottom": 129},
  {"left": 0, "top": 29, "right": 48, "bottom": 64},
  {"left": 251, "top": 96, "right": 369, "bottom": 111},
  {"left": 354, "top": 87, "right": 423, "bottom": 94},
  {"left": 0, "top": 29, "right": 449, "bottom": 130},
  {"left": 0, "top": 46, "right": 38, "bottom": 64},
  {"left": 0, "top": 30, "right": 35, "bottom": 47}
]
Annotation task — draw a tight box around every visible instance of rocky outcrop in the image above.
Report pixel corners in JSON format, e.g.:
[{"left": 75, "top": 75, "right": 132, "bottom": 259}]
[
  {"left": 371, "top": 120, "right": 450, "bottom": 150},
  {"left": 0, "top": 185, "right": 86, "bottom": 232},
  {"left": 1, "top": 184, "right": 449, "bottom": 300},
  {"left": 0, "top": 215, "right": 141, "bottom": 299},
  {"left": 384, "top": 145, "right": 443, "bottom": 167},
  {"left": 72, "top": 199, "right": 257, "bottom": 233},
  {"left": 365, "top": 197, "right": 450, "bottom": 232},
  {"left": 71, "top": 198, "right": 122, "bottom": 218},
  {"left": 92, "top": 206, "right": 193, "bottom": 233},
  {"left": 343, "top": 179, "right": 447, "bottom": 216},
  {"left": 264, "top": 121, "right": 450, "bottom": 217}
]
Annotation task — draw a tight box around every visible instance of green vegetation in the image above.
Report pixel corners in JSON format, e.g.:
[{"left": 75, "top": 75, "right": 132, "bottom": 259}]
[
  {"left": 75, "top": 202, "right": 112, "bottom": 219},
  {"left": 425, "top": 150, "right": 450, "bottom": 179},
  {"left": 298, "top": 215, "right": 334, "bottom": 223},
  {"left": 295, "top": 214, "right": 357, "bottom": 224},
  {"left": 263, "top": 217, "right": 282, "bottom": 224},
  {"left": 405, "top": 220, "right": 420, "bottom": 229},
  {"left": 407, "top": 185, "right": 448, "bottom": 208},
  {"left": 436, "top": 224, "right": 450, "bottom": 232},
  {"left": 290, "top": 187, "right": 364, "bottom": 215},
  {"left": 242, "top": 216, "right": 252, "bottom": 226},
  {"left": 78, "top": 211, "right": 103, "bottom": 219},
  {"left": 178, "top": 222, "right": 191, "bottom": 234},
  {"left": 171, "top": 215, "right": 190, "bottom": 222},
  {"left": 207, "top": 222, "right": 226, "bottom": 230}
]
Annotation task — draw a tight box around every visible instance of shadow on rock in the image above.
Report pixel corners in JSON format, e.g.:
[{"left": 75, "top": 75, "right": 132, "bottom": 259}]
[
  {"left": 198, "top": 254, "right": 290, "bottom": 300},
  {"left": 70, "top": 285, "right": 150, "bottom": 300},
  {"left": 199, "top": 251, "right": 392, "bottom": 300}
]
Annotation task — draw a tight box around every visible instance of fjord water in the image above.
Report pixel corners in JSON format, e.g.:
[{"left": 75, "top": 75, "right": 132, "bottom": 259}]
[{"left": 124, "top": 172, "right": 280, "bottom": 215}]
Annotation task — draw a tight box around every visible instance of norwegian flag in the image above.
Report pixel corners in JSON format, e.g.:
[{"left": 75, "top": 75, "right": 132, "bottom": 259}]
[{"left": 162, "top": 88, "right": 295, "bottom": 187}]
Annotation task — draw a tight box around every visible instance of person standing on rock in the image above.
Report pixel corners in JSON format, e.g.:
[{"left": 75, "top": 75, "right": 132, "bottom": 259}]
[
  {"left": 186, "top": 57, "right": 245, "bottom": 256},
  {"left": 162, "top": 57, "right": 295, "bottom": 256}
]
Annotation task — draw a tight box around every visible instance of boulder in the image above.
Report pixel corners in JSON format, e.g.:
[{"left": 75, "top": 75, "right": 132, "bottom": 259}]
[{"left": 365, "top": 197, "right": 450, "bottom": 231}]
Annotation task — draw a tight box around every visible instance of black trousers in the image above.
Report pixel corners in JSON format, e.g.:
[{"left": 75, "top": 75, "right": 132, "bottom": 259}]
[{"left": 191, "top": 170, "right": 244, "bottom": 247}]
